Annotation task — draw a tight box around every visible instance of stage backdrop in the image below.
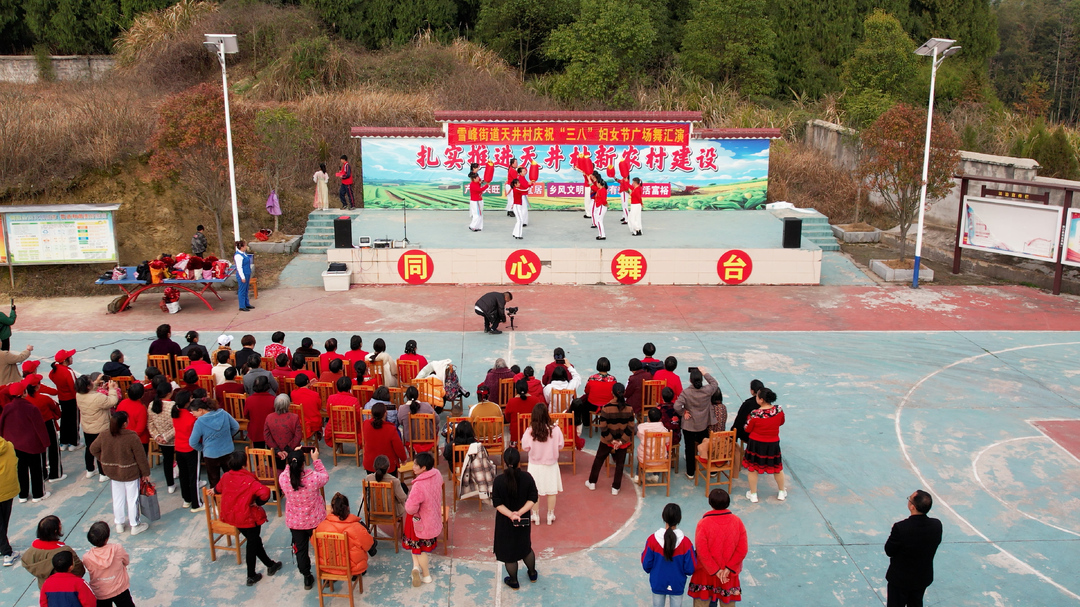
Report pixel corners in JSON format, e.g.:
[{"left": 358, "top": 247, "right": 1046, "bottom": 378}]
[{"left": 358, "top": 137, "right": 770, "bottom": 211}]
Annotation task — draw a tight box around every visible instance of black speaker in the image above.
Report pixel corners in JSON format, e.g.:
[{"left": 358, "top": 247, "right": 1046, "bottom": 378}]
[
  {"left": 334, "top": 217, "right": 352, "bottom": 248},
  {"left": 782, "top": 217, "right": 802, "bottom": 249}
]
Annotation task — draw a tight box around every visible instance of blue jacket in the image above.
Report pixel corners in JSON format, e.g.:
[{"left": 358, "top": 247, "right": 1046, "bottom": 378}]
[
  {"left": 642, "top": 528, "right": 696, "bottom": 595},
  {"left": 189, "top": 409, "right": 239, "bottom": 458},
  {"left": 234, "top": 249, "right": 252, "bottom": 282}
]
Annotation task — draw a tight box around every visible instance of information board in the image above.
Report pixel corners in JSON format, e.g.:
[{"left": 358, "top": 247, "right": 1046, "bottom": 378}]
[
  {"left": 1061, "top": 208, "right": 1080, "bottom": 268},
  {"left": 959, "top": 196, "right": 1062, "bottom": 262},
  {"left": 3, "top": 210, "right": 118, "bottom": 265}
]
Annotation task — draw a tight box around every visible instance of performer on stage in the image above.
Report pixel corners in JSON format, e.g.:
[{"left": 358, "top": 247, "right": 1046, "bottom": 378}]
[
  {"left": 505, "top": 158, "right": 519, "bottom": 216},
  {"left": 515, "top": 167, "right": 530, "bottom": 228},
  {"left": 628, "top": 177, "right": 644, "bottom": 236},
  {"left": 336, "top": 155, "right": 354, "bottom": 210},
  {"left": 590, "top": 172, "right": 608, "bottom": 241},
  {"left": 575, "top": 152, "right": 595, "bottom": 224},
  {"left": 511, "top": 178, "right": 528, "bottom": 240},
  {"left": 468, "top": 172, "right": 487, "bottom": 232}
]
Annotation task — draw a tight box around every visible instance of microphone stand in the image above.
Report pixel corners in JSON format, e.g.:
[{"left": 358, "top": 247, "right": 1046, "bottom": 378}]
[{"left": 402, "top": 195, "right": 409, "bottom": 245}]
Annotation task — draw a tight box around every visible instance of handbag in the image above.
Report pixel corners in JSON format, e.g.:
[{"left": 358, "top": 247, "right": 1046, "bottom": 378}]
[{"left": 139, "top": 479, "right": 161, "bottom": 522}]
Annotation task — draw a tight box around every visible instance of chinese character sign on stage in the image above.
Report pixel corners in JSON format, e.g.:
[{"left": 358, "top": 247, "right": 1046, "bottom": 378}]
[
  {"left": 397, "top": 251, "right": 434, "bottom": 284},
  {"left": 359, "top": 132, "right": 769, "bottom": 212},
  {"left": 718, "top": 250, "right": 753, "bottom": 285},
  {"left": 611, "top": 250, "right": 647, "bottom": 284},
  {"left": 506, "top": 250, "right": 542, "bottom": 284}
]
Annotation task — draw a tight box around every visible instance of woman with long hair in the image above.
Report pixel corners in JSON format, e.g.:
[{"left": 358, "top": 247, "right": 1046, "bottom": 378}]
[
  {"left": 278, "top": 448, "right": 328, "bottom": 590},
  {"left": 89, "top": 412, "right": 151, "bottom": 536},
  {"left": 492, "top": 447, "right": 538, "bottom": 588},
  {"left": 520, "top": 404, "right": 563, "bottom": 525},
  {"left": 586, "top": 383, "right": 635, "bottom": 496},
  {"left": 147, "top": 382, "right": 176, "bottom": 494},
  {"left": 313, "top": 163, "right": 329, "bottom": 210},
  {"left": 399, "top": 339, "right": 428, "bottom": 371},
  {"left": 642, "top": 503, "right": 696, "bottom": 607},
  {"left": 367, "top": 338, "right": 398, "bottom": 387}
]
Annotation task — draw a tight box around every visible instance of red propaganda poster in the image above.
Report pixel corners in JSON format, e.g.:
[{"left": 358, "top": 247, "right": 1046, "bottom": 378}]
[
  {"left": 397, "top": 250, "right": 434, "bottom": 284},
  {"left": 448, "top": 123, "right": 691, "bottom": 147},
  {"left": 611, "top": 250, "right": 647, "bottom": 284},
  {"left": 506, "top": 250, "right": 542, "bottom": 284},
  {"left": 718, "top": 250, "right": 752, "bottom": 285}
]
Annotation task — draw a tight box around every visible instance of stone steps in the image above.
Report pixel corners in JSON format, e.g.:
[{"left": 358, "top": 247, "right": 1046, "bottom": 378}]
[{"left": 769, "top": 209, "right": 841, "bottom": 251}]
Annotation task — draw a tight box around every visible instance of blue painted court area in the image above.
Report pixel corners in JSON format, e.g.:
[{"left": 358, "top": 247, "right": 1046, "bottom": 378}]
[{"left": 2, "top": 329, "right": 1078, "bottom": 606}]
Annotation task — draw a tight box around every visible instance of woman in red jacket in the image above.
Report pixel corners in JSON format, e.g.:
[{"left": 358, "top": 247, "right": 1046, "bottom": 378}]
[
  {"left": 361, "top": 402, "right": 408, "bottom": 475},
  {"left": 575, "top": 357, "right": 616, "bottom": 438},
  {"left": 48, "top": 349, "right": 78, "bottom": 451},
  {"left": 215, "top": 451, "right": 282, "bottom": 586},
  {"left": 590, "top": 171, "right": 608, "bottom": 240},
  {"left": 170, "top": 392, "right": 201, "bottom": 511},
  {"left": 689, "top": 488, "right": 748, "bottom": 604},
  {"left": 25, "top": 375, "right": 65, "bottom": 483},
  {"left": 742, "top": 388, "right": 786, "bottom": 504}
]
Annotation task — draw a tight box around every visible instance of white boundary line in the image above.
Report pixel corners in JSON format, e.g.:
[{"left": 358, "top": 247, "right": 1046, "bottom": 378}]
[
  {"left": 1026, "top": 418, "right": 1080, "bottom": 466},
  {"left": 895, "top": 341, "right": 1080, "bottom": 601}
]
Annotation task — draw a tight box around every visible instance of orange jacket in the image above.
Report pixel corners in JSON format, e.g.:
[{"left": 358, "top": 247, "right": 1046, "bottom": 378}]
[{"left": 314, "top": 515, "right": 374, "bottom": 575}]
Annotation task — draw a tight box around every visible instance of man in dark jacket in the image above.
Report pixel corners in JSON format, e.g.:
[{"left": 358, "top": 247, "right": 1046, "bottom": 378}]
[
  {"left": 474, "top": 291, "right": 512, "bottom": 335},
  {"left": 623, "top": 358, "right": 652, "bottom": 417},
  {"left": 101, "top": 350, "right": 132, "bottom": 379},
  {"left": 885, "top": 489, "right": 943, "bottom": 607},
  {"left": 192, "top": 225, "right": 208, "bottom": 256},
  {"left": 731, "top": 379, "right": 763, "bottom": 443}
]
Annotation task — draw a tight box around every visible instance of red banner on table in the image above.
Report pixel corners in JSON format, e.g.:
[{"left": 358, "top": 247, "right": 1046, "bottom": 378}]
[
  {"left": 718, "top": 250, "right": 753, "bottom": 285},
  {"left": 506, "top": 249, "right": 542, "bottom": 284},
  {"left": 611, "top": 249, "right": 647, "bottom": 284},
  {"left": 448, "top": 123, "right": 691, "bottom": 146},
  {"left": 397, "top": 250, "right": 434, "bottom": 284}
]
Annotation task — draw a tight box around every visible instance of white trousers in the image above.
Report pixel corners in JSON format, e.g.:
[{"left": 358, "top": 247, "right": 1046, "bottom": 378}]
[
  {"left": 621, "top": 193, "right": 629, "bottom": 221},
  {"left": 593, "top": 205, "right": 607, "bottom": 238},
  {"left": 628, "top": 204, "right": 643, "bottom": 233},
  {"left": 583, "top": 190, "right": 594, "bottom": 224},
  {"left": 112, "top": 479, "right": 140, "bottom": 526},
  {"left": 505, "top": 188, "right": 514, "bottom": 212},
  {"left": 513, "top": 205, "right": 524, "bottom": 238},
  {"left": 469, "top": 200, "right": 483, "bottom": 231},
  {"left": 520, "top": 196, "right": 530, "bottom": 225}
]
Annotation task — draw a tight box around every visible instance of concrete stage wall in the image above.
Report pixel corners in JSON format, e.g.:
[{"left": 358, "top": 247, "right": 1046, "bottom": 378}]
[{"left": 326, "top": 246, "right": 821, "bottom": 285}]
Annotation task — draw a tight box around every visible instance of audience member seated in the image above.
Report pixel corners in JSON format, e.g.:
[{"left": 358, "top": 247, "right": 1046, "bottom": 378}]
[
  {"left": 294, "top": 338, "right": 320, "bottom": 362},
  {"left": 361, "top": 454, "right": 408, "bottom": 518},
  {"left": 313, "top": 493, "right": 374, "bottom": 579},
  {"left": 542, "top": 364, "right": 581, "bottom": 404},
  {"left": 319, "top": 358, "right": 344, "bottom": 386},
  {"left": 398, "top": 340, "right": 429, "bottom": 372},
  {"left": 264, "top": 395, "right": 302, "bottom": 469},
  {"left": 624, "top": 358, "right": 653, "bottom": 417},
  {"left": 541, "top": 347, "right": 569, "bottom": 385},
  {"left": 242, "top": 355, "right": 278, "bottom": 396},
  {"left": 234, "top": 335, "right": 258, "bottom": 372},
  {"left": 358, "top": 403, "right": 407, "bottom": 475},
  {"left": 101, "top": 351, "right": 132, "bottom": 379},
  {"left": 319, "top": 339, "right": 345, "bottom": 378},
  {"left": 366, "top": 339, "right": 398, "bottom": 388},
  {"left": 344, "top": 336, "right": 368, "bottom": 378},
  {"left": 652, "top": 356, "right": 683, "bottom": 400},
  {"left": 148, "top": 324, "right": 182, "bottom": 358},
  {"left": 640, "top": 342, "right": 663, "bottom": 375},
  {"left": 214, "top": 367, "right": 245, "bottom": 406},
  {"left": 182, "top": 349, "right": 212, "bottom": 377},
  {"left": 505, "top": 379, "right": 541, "bottom": 446},
  {"left": 180, "top": 330, "right": 211, "bottom": 363},
  {"left": 272, "top": 354, "right": 292, "bottom": 381},
  {"left": 397, "top": 386, "right": 439, "bottom": 453},
  {"left": 246, "top": 376, "right": 277, "bottom": 449},
  {"left": 262, "top": 332, "right": 291, "bottom": 362},
  {"left": 482, "top": 358, "right": 515, "bottom": 401},
  {"left": 211, "top": 350, "right": 232, "bottom": 386}
]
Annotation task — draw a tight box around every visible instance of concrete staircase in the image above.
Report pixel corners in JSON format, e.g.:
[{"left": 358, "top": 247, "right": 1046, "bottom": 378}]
[
  {"left": 297, "top": 210, "right": 347, "bottom": 255},
  {"left": 769, "top": 208, "right": 840, "bottom": 251}
]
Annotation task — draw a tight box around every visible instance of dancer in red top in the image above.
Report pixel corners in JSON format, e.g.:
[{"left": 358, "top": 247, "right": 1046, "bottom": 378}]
[
  {"left": 468, "top": 171, "right": 487, "bottom": 232},
  {"left": 742, "top": 387, "right": 786, "bottom": 503},
  {"left": 504, "top": 158, "right": 518, "bottom": 216},
  {"left": 48, "top": 350, "right": 79, "bottom": 451},
  {"left": 590, "top": 172, "right": 609, "bottom": 240},
  {"left": 511, "top": 178, "right": 529, "bottom": 240},
  {"left": 628, "top": 177, "right": 644, "bottom": 236}
]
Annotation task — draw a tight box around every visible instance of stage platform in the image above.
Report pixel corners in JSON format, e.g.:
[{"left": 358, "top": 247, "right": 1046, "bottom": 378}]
[{"left": 323, "top": 209, "right": 823, "bottom": 285}]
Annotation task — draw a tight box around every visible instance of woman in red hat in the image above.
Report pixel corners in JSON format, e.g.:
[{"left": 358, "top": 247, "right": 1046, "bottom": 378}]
[
  {"left": 24, "top": 375, "right": 65, "bottom": 483},
  {"left": 48, "top": 350, "right": 79, "bottom": 452}
]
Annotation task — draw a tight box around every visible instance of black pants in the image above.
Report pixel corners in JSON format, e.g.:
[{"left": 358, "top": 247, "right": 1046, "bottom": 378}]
[
  {"left": 682, "top": 429, "right": 709, "bottom": 477},
  {"left": 175, "top": 450, "right": 200, "bottom": 505},
  {"left": 16, "top": 449, "right": 44, "bottom": 499},
  {"left": 239, "top": 526, "right": 275, "bottom": 578},
  {"left": 887, "top": 582, "right": 927, "bottom": 607},
  {"left": 569, "top": 400, "right": 598, "bottom": 428},
  {"left": 587, "top": 442, "right": 628, "bottom": 490},
  {"left": 1, "top": 338, "right": 8, "bottom": 351},
  {"left": 59, "top": 399, "right": 78, "bottom": 445},
  {"left": 97, "top": 589, "right": 136, "bottom": 607},
  {"left": 475, "top": 308, "right": 501, "bottom": 332},
  {"left": 159, "top": 445, "right": 175, "bottom": 487},
  {"left": 252, "top": 441, "right": 265, "bottom": 450},
  {"left": 84, "top": 432, "right": 103, "bottom": 474},
  {"left": 290, "top": 528, "right": 313, "bottom": 577},
  {"left": 0, "top": 498, "right": 12, "bottom": 556},
  {"left": 204, "top": 454, "right": 228, "bottom": 489},
  {"left": 41, "top": 422, "right": 63, "bottom": 480},
  {"left": 338, "top": 183, "right": 354, "bottom": 208}
]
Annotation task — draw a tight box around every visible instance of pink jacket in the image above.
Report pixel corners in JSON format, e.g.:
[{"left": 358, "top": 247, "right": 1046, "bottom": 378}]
[
  {"left": 404, "top": 468, "right": 444, "bottom": 539},
  {"left": 82, "top": 542, "right": 130, "bottom": 600},
  {"left": 278, "top": 459, "right": 329, "bottom": 530},
  {"left": 520, "top": 425, "right": 564, "bottom": 466}
]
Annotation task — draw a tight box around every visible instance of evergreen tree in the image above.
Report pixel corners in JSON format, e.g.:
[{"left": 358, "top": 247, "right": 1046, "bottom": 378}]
[
  {"left": 1032, "top": 125, "right": 1080, "bottom": 179},
  {"left": 22, "top": 0, "right": 121, "bottom": 53},
  {"left": 476, "top": 0, "right": 576, "bottom": 75},
  {"left": 678, "top": 0, "right": 776, "bottom": 96},
  {"left": 302, "top": 0, "right": 458, "bottom": 48},
  {"left": 909, "top": 0, "right": 998, "bottom": 64}
]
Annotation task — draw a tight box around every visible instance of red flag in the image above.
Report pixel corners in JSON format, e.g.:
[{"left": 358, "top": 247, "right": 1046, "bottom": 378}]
[{"left": 483, "top": 162, "right": 494, "bottom": 184}]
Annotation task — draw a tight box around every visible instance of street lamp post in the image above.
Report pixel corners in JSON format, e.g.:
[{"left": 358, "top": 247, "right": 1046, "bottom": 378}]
[
  {"left": 203, "top": 34, "right": 241, "bottom": 242},
  {"left": 911, "top": 38, "right": 961, "bottom": 288}
]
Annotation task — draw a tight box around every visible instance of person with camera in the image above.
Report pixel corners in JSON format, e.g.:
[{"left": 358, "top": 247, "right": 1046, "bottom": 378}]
[
  {"left": 279, "top": 448, "right": 328, "bottom": 590},
  {"left": 474, "top": 291, "right": 513, "bottom": 335},
  {"left": 76, "top": 374, "right": 120, "bottom": 482},
  {"left": 492, "top": 447, "right": 539, "bottom": 589}
]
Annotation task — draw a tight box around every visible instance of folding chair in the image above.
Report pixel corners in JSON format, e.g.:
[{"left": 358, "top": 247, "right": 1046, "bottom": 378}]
[
  {"left": 638, "top": 431, "right": 673, "bottom": 497},
  {"left": 497, "top": 378, "right": 514, "bottom": 408},
  {"left": 397, "top": 359, "right": 419, "bottom": 387},
  {"left": 203, "top": 487, "right": 244, "bottom": 564},
  {"left": 362, "top": 480, "right": 401, "bottom": 553},
  {"left": 407, "top": 413, "right": 438, "bottom": 467},
  {"left": 473, "top": 417, "right": 504, "bottom": 463},
  {"left": 549, "top": 389, "right": 575, "bottom": 414},
  {"left": 314, "top": 531, "right": 361, "bottom": 607},
  {"left": 551, "top": 412, "right": 577, "bottom": 474},
  {"left": 245, "top": 447, "right": 282, "bottom": 516},
  {"left": 328, "top": 404, "right": 360, "bottom": 467},
  {"left": 351, "top": 384, "right": 374, "bottom": 408},
  {"left": 223, "top": 393, "right": 250, "bottom": 447},
  {"left": 641, "top": 380, "right": 664, "bottom": 421},
  {"left": 146, "top": 355, "right": 174, "bottom": 381},
  {"left": 695, "top": 430, "right": 736, "bottom": 496}
]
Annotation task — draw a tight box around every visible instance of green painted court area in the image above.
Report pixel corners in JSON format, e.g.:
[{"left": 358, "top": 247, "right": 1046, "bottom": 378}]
[{"left": 2, "top": 327, "right": 1078, "bottom": 606}]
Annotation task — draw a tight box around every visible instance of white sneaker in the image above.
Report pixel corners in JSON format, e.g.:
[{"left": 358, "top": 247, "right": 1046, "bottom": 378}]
[
  {"left": 168, "top": 485, "right": 176, "bottom": 494},
  {"left": 18, "top": 497, "right": 27, "bottom": 504},
  {"left": 546, "top": 511, "right": 555, "bottom": 525},
  {"left": 85, "top": 471, "right": 95, "bottom": 479},
  {"left": 31, "top": 492, "right": 51, "bottom": 503},
  {"left": 98, "top": 474, "right": 109, "bottom": 483},
  {"left": 646, "top": 474, "right": 660, "bottom": 483},
  {"left": 190, "top": 505, "right": 205, "bottom": 513},
  {"left": 197, "top": 480, "right": 207, "bottom": 489},
  {"left": 746, "top": 491, "right": 758, "bottom": 503},
  {"left": 411, "top": 567, "right": 421, "bottom": 587},
  {"left": 530, "top": 512, "right": 540, "bottom": 526},
  {"left": 777, "top": 490, "right": 788, "bottom": 501},
  {"left": 115, "top": 523, "right": 126, "bottom": 535},
  {"left": 611, "top": 487, "right": 619, "bottom": 496},
  {"left": 182, "top": 502, "right": 191, "bottom": 509},
  {"left": 631, "top": 475, "right": 640, "bottom": 484},
  {"left": 421, "top": 575, "right": 433, "bottom": 584},
  {"left": 585, "top": 481, "right": 596, "bottom": 490},
  {"left": 48, "top": 474, "right": 68, "bottom": 483},
  {"left": 3, "top": 551, "right": 19, "bottom": 566},
  {"left": 130, "top": 523, "right": 149, "bottom": 536}
]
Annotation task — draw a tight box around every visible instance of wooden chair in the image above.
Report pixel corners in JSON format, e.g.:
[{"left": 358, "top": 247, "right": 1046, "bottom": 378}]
[
  {"left": 112, "top": 376, "right": 135, "bottom": 395},
  {"left": 641, "top": 380, "right": 664, "bottom": 421},
  {"left": 671, "top": 440, "right": 681, "bottom": 475},
  {"left": 314, "top": 531, "right": 361, "bottom": 607},
  {"left": 451, "top": 443, "right": 485, "bottom": 511},
  {"left": 246, "top": 447, "right": 282, "bottom": 516},
  {"left": 304, "top": 358, "right": 321, "bottom": 378},
  {"left": 203, "top": 486, "right": 244, "bottom": 564},
  {"left": 445, "top": 363, "right": 463, "bottom": 413},
  {"left": 223, "top": 393, "right": 250, "bottom": 447},
  {"left": 288, "top": 404, "right": 313, "bottom": 446},
  {"left": 351, "top": 384, "right": 374, "bottom": 408},
  {"left": 146, "top": 355, "right": 174, "bottom": 381},
  {"left": 638, "top": 431, "right": 673, "bottom": 497},
  {"left": 552, "top": 412, "right": 577, "bottom": 474},
  {"left": 197, "top": 375, "right": 215, "bottom": 394},
  {"left": 174, "top": 356, "right": 190, "bottom": 376},
  {"left": 414, "top": 377, "right": 438, "bottom": 407},
  {"left": 328, "top": 405, "right": 360, "bottom": 467},
  {"left": 397, "top": 359, "right": 419, "bottom": 387},
  {"left": 549, "top": 388, "right": 575, "bottom": 414},
  {"left": 148, "top": 439, "right": 161, "bottom": 467},
  {"left": 362, "top": 480, "right": 401, "bottom": 553},
  {"left": 313, "top": 382, "right": 335, "bottom": 417},
  {"left": 388, "top": 387, "right": 405, "bottom": 408},
  {"left": 260, "top": 357, "right": 275, "bottom": 371},
  {"left": 406, "top": 413, "right": 439, "bottom": 466},
  {"left": 694, "top": 430, "right": 736, "bottom": 496},
  {"left": 497, "top": 378, "right": 514, "bottom": 408},
  {"left": 370, "top": 363, "right": 385, "bottom": 389},
  {"left": 473, "top": 417, "right": 504, "bottom": 463},
  {"left": 280, "top": 377, "right": 296, "bottom": 396}
]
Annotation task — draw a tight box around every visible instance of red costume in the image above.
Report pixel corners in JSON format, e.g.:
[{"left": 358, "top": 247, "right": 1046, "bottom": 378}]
[{"left": 689, "top": 509, "right": 748, "bottom": 603}]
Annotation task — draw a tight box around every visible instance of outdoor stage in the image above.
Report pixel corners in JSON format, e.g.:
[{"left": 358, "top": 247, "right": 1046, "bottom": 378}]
[{"left": 324, "top": 209, "right": 822, "bottom": 285}]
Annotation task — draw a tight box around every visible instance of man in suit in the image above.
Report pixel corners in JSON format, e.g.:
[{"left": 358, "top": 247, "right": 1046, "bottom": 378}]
[
  {"left": 885, "top": 489, "right": 943, "bottom": 607},
  {"left": 473, "top": 291, "right": 512, "bottom": 335}
]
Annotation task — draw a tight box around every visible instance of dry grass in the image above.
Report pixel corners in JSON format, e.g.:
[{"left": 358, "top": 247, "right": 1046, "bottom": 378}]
[
  {"left": 113, "top": 0, "right": 218, "bottom": 67},
  {"left": 768, "top": 140, "right": 891, "bottom": 227}
]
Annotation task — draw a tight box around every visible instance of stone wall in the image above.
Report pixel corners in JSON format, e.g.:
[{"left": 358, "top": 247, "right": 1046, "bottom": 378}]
[{"left": 0, "top": 55, "right": 115, "bottom": 84}]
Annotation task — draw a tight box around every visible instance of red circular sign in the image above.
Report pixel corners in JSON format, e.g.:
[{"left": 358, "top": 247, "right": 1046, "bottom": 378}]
[
  {"left": 717, "top": 250, "right": 753, "bottom": 285},
  {"left": 611, "top": 249, "right": 647, "bottom": 284},
  {"left": 396, "top": 250, "right": 434, "bottom": 284},
  {"left": 505, "top": 249, "right": 542, "bottom": 284}
]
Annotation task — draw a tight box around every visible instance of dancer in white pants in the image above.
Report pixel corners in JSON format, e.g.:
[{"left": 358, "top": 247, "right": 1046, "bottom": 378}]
[
  {"left": 591, "top": 175, "right": 608, "bottom": 240},
  {"left": 627, "top": 177, "right": 644, "bottom": 235},
  {"left": 511, "top": 178, "right": 527, "bottom": 239},
  {"left": 516, "top": 167, "right": 530, "bottom": 227},
  {"left": 504, "top": 159, "right": 518, "bottom": 215},
  {"left": 620, "top": 188, "right": 630, "bottom": 224},
  {"left": 468, "top": 171, "right": 486, "bottom": 231}
]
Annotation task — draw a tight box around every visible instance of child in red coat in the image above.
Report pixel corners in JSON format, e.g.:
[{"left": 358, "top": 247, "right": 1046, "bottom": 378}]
[{"left": 39, "top": 551, "right": 95, "bottom": 607}]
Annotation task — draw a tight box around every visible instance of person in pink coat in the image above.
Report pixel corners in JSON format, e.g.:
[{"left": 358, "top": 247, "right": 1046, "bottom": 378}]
[
  {"left": 278, "top": 449, "right": 329, "bottom": 590},
  {"left": 403, "top": 452, "right": 443, "bottom": 587},
  {"left": 520, "top": 403, "right": 563, "bottom": 526}
]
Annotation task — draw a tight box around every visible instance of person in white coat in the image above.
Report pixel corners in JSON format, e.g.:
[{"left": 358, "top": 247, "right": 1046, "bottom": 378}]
[
  {"left": 313, "top": 163, "right": 330, "bottom": 210},
  {"left": 543, "top": 364, "right": 581, "bottom": 404}
]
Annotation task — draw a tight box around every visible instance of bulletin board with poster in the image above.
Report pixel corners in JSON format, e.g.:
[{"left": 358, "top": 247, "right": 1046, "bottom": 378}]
[
  {"left": 1060, "top": 208, "right": 1080, "bottom": 268},
  {"left": 959, "top": 196, "right": 1062, "bottom": 262},
  {"left": 1, "top": 205, "right": 120, "bottom": 265}
]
